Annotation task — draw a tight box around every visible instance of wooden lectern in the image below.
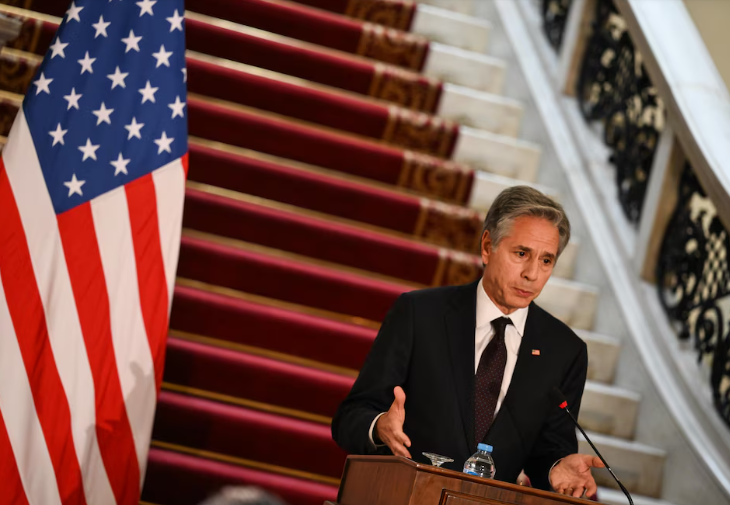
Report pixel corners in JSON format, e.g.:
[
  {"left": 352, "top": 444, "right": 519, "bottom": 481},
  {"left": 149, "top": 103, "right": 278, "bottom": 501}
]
[{"left": 332, "top": 456, "right": 605, "bottom": 505}]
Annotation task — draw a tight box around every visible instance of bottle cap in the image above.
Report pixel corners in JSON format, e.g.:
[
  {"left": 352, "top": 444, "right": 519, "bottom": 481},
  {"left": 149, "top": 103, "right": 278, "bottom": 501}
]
[{"left": 477, "top": 443, "right": 492, "bottom": 452}]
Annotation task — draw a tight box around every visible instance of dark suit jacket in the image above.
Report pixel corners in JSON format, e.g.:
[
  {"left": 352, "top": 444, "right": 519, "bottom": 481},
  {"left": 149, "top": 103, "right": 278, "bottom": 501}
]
[{"left": 331, "top": 280, "right": 588, "bottom": 490}]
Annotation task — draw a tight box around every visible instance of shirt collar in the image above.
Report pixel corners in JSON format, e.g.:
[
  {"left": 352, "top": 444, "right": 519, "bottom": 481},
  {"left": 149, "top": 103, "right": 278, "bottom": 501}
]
[{"left": 476, "top": 278, "right": 529, "bottom": 336}]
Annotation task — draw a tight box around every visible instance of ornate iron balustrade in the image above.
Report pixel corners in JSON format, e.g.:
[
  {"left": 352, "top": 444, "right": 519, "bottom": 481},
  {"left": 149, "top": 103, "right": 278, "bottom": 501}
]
[
  {"left": 541, "top": 0, "right": 573, "bottom": 51},
  {"left": 536, "top": 0, "right": 730, "bottom": 442},
  {"left": 574, "top": 0, "right": 665, "bottom": 224},
  {"left": 657, "top": 164, "right": 730, "bottom": 427}
]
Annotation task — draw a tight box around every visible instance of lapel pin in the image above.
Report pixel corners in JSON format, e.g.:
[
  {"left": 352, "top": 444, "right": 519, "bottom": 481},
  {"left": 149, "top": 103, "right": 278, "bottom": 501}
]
[{"left": 532, "top": 349, "right": 541, "bottom": 356}]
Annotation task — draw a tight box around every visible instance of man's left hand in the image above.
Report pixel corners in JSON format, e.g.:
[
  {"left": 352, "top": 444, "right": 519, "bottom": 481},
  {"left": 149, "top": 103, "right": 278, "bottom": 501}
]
[{"left": 549, "top": 453, "right": 604, "bottom": 498}]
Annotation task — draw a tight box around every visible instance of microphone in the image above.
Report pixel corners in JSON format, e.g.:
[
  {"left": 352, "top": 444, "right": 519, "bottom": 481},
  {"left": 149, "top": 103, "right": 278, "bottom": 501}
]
[{"left": 550, "top": 387, "right": 634, "bottom": 505}]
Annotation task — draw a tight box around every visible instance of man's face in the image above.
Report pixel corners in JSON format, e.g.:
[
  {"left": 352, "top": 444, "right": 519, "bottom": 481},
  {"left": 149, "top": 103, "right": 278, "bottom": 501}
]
[{"left": 480, "top": 216, "right": 559, "bottom": 314}]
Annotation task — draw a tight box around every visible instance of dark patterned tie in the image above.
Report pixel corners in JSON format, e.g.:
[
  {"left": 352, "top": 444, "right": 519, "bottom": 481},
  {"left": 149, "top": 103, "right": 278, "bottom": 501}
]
[{"left": 475, "top": 317, "right": 512, "bottom": 445}]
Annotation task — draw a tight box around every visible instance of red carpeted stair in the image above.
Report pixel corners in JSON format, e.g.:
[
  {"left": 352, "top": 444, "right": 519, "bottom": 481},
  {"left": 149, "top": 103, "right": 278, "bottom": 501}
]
[
  {"left": 187, "top": 143, "right": 484, "bottom": 253},
  {"left": 0, "top": 79, "right": 474, "bottom": 203},
  {"left": 145, "top": 449, "right": 338, "bottom": 505},
  {"left": 185, "top": 56, "right": 459, "bottom": 158},
  {"left": 0, "top": 48, "right": 460, "bottom": 164},
  {"left": 185, "top": 0, "right": 430, "bottom": 71},
  {"left": 10, "top": 0, "right": 430, "bottom": 70},
  {"left": 170, "top": 284, "right": 377, "bottom": 371},
  {"left": 183, "top": 185, "right": 482, "bottom": 286},
  {"left": 286, "top": 0, "right": 417, "bottom": 30},
  {"left": 187, "top": 96, "right": 474, "bottom": 203},
  {"left": 177, "top": 232, "right": 407, "bottom": 322},
  {"left": 4, "top": 5, "right": 444, "bottom": 112},
  {"left": 164, "top": 336, "right": 354, "bottom": 418},
  {"left": 153, "top": 391, "right": 348, "bottom": 478}
]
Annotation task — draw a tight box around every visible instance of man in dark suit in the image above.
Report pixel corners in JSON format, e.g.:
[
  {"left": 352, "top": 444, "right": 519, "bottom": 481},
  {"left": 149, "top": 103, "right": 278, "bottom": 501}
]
[{"left": 332, "top": 186, "right": 603, "bottom": 498}]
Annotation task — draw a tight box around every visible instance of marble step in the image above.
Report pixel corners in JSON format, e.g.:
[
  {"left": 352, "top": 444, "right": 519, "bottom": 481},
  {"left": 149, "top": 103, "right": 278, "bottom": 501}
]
[
  {"left": 424, "top": 42, "right": 506, "bottom": 94},
  {"left": 580, "top": 382, "right": 640, "bottom": 440},
  {"left": 417, "top": 0, "right": 475, "bottom": 16},
  {"left": 538, "top": 277, "right": 598, "bottom": 331},
  {"left": 469, "top": 170, "right": 556, "bottom": 210},
  {"left": 454, "top": 125, "right": 541, "bottom": 182},
  {"left": 579, "top": 432, "right": 666, "bottom": 498},
  {"left": 597, "top": 487, "right": 675, "bottom": 505},
  {"left": 577, "top": 330, "right": 622, "bottom": 384},
  {"left": 412, "top": 4, "right": 491, "bottom": 53},
  {"left": 438, "top": 83, "right": 524, "bottom": 137}
]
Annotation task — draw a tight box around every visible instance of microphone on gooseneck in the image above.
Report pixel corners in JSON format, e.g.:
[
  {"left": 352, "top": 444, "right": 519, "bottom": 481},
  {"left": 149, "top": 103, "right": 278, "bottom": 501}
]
[{"left": 550, "top": 387, "right": 634, "bottom": 505}]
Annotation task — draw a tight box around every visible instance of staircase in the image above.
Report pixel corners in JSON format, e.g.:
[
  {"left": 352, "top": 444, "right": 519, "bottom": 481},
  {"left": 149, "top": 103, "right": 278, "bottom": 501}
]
[{"left": 0, "top": 0, "right": 694, "bottom": 504}]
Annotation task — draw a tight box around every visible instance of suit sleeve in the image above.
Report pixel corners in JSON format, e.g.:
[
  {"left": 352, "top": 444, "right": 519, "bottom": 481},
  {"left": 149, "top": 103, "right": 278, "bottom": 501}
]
[
  {"left": 523, "top": 339, "right": 588, "bottom": 490},
  {"left": 331, "top": 292, "right": 414, "bottom": 455}
]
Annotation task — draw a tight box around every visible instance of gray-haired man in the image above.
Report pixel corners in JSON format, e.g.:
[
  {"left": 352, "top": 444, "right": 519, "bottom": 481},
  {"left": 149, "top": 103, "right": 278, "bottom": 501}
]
[{"left": 332, "top": 186, "right": 603, "bottom": 498}]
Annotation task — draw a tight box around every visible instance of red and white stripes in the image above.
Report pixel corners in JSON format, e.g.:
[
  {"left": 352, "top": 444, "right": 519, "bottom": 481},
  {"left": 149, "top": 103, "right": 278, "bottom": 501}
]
[{"left": 0, "top": 109, "right": 186, "bottom": 504}]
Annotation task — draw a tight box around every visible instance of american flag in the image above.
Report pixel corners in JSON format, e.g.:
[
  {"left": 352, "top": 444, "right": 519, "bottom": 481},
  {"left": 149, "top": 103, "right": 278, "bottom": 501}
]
[{"left": 0, "top": 1, "right": 187, "bottom": 504}]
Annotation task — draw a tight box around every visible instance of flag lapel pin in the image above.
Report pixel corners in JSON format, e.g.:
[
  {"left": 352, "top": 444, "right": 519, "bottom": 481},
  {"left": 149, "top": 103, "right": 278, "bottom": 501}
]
[{"left": 532, "top": 349, "right": 541, "bottom": 356}]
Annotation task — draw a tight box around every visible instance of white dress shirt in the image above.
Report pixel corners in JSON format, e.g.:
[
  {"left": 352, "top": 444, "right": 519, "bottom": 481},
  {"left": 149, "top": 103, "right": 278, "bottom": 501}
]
[
  {"left": 474, "top": 279, "right": 529, "bottom": 414},
  {"left": 368, "top": 280, "right": 529, "bottom": 446}
]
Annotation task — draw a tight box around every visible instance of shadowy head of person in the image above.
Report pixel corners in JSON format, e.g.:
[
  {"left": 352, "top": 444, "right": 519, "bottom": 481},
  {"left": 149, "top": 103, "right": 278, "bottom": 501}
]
[{"left": 198, "top": 486, "right": 289, "bottom": 505}]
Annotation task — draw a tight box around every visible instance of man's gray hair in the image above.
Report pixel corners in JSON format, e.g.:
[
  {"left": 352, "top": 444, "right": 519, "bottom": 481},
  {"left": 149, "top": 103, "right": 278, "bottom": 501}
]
[{"left": 481, "top": 185, "right": 570, "bottom": 258}]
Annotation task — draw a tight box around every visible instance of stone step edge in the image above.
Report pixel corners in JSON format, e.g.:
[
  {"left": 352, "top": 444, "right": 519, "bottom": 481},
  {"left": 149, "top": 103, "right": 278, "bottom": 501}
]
[
  {"left": 597, "top": 486, "right": 675, "bottom": 505},
  {"left": 413, "top": 4, "right": 492, "bottom": 54},
  {"left": 579, "top": 431, "right": 667, "bottom": 458},
  {"left": 584, "top": 381, "right": 640, "bottom": 404}
]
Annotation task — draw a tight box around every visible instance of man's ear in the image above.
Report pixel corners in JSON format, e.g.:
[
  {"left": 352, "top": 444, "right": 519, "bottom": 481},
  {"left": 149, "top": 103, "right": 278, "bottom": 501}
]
[{"left": 480, "top": 230, "right": 491, "bottom": 265}]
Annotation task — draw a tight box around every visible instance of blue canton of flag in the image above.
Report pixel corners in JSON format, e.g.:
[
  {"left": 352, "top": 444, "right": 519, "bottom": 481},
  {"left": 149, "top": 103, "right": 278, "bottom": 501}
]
[{"left": 25, "top": 0, "right": 188, "bottom": 215}]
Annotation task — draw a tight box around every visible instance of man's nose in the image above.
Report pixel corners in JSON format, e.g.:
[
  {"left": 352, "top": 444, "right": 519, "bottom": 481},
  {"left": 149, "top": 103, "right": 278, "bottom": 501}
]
[{"left": 522, "top": 259, "right": 539, "bottom": 281}]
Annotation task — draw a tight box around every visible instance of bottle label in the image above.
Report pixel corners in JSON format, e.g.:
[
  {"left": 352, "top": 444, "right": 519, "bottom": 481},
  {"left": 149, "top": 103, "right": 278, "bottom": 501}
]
[{"left": 464, "top": 471, "right": 479, "bottom": 476}]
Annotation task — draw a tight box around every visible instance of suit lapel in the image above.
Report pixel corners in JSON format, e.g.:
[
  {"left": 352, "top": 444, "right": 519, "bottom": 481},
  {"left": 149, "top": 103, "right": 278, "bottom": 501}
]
[{"left": 444, "top": 280, "right": 479, "bottom": 454}]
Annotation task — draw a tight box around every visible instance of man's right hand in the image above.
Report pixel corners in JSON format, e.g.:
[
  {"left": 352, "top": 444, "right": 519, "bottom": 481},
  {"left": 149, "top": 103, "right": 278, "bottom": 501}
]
[{"left": 375, "top": 386, "right": 412, "bottom": 458}]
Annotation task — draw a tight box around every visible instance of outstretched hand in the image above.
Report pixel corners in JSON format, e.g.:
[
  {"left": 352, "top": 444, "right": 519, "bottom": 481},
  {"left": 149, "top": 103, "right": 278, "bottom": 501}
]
[
  {"left": 375, "top": 386, "right": 412, "bottom": 458},
  {"left": 549, "top": 453, "right": 604, "bottom": 498}
]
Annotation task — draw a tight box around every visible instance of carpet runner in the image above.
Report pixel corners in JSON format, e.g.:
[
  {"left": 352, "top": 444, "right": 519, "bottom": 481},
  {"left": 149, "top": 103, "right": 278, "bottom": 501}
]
[
  {"left": 0, "top": 2, "right": 559, "bottom": 505},
  {"left": 177, "top": 231, "right": 410, "bottom": 322},
  {"left": 153, "top": 391, "right": 348, "bottom": 478},
  {"left": 170, "top": 283, "right": 377, "bottom": 371},
  {"left": 286, "top": 0, "right": 417, "bottom": 30},
  {"left": 4, "top": 0, "right": 431, "bottom": 70},
  {"left": 0, "top": 47, "right": 462, "bottom": 159},
  {"left": 144, "top": 449, "right": 338, "bottom": 505},
  {"left": 0, "top": 86, "right": 476, "bottom": 204},
  {"left": 183, "top": 184, "right": 483, "bottom": 287},
  {"left": 1, "top": 4, "right": 445, "bottom": 112},
  {"left": 163, "top": 336, "right": 354, "bottom": 419},
  {"left": 185, "top": 0, "right": 431, "bottom": 71},
  {"left": 186, "top": 142, "right": 484, "bottom": 253},
  {"left": 0, "top": 88, "right": 486, "bottom": 256},
  {"left": 185, "top": 55, "right": 460, "bottom": 158}
]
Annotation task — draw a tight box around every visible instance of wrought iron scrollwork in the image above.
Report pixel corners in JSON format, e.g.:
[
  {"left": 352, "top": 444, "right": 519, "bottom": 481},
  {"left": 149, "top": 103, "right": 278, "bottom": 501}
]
[
  {"left": 657, "top": 164, "right": 730, "bottom": 427},
  {"left": 576, "top": 0, "right": 665, "bottom": 224},
  {"left": 541, "top": 0, "right": 573, "bottom": 51}
]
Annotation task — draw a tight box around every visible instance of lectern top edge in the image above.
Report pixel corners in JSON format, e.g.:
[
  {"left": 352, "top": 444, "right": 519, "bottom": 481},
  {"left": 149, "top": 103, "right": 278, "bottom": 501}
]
[{"left": 340, "top": 456, "right": 605, "bottom": 505}]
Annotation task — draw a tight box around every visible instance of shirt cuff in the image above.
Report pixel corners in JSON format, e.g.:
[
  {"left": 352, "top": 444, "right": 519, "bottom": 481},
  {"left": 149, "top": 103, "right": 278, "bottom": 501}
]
[
  {"left": 548, "top": 458, "right": 563, "bottom": 490},
  {"left": 368, "top": 412, "right": 387, "bottom": 448}
]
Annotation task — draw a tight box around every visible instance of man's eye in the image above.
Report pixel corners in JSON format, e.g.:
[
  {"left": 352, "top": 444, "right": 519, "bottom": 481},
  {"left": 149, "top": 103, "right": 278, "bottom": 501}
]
[
  {"left": 517, "top": 251, "right": 525, "bottom": 257},
  {"left": 543, "top": 259, "right": 552, "bottom": 265}
]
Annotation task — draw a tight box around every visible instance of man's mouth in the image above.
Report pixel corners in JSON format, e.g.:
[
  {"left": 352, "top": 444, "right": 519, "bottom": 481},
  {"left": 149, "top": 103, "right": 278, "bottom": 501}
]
[{"left": 514, "top": 288, "right": 533, "bottom": 297}]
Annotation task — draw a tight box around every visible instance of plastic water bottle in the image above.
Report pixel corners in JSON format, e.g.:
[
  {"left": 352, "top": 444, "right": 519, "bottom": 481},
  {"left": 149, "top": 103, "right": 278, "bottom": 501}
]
[{"left": 463, "top": 443, "right": 496, "bottom": 478}]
